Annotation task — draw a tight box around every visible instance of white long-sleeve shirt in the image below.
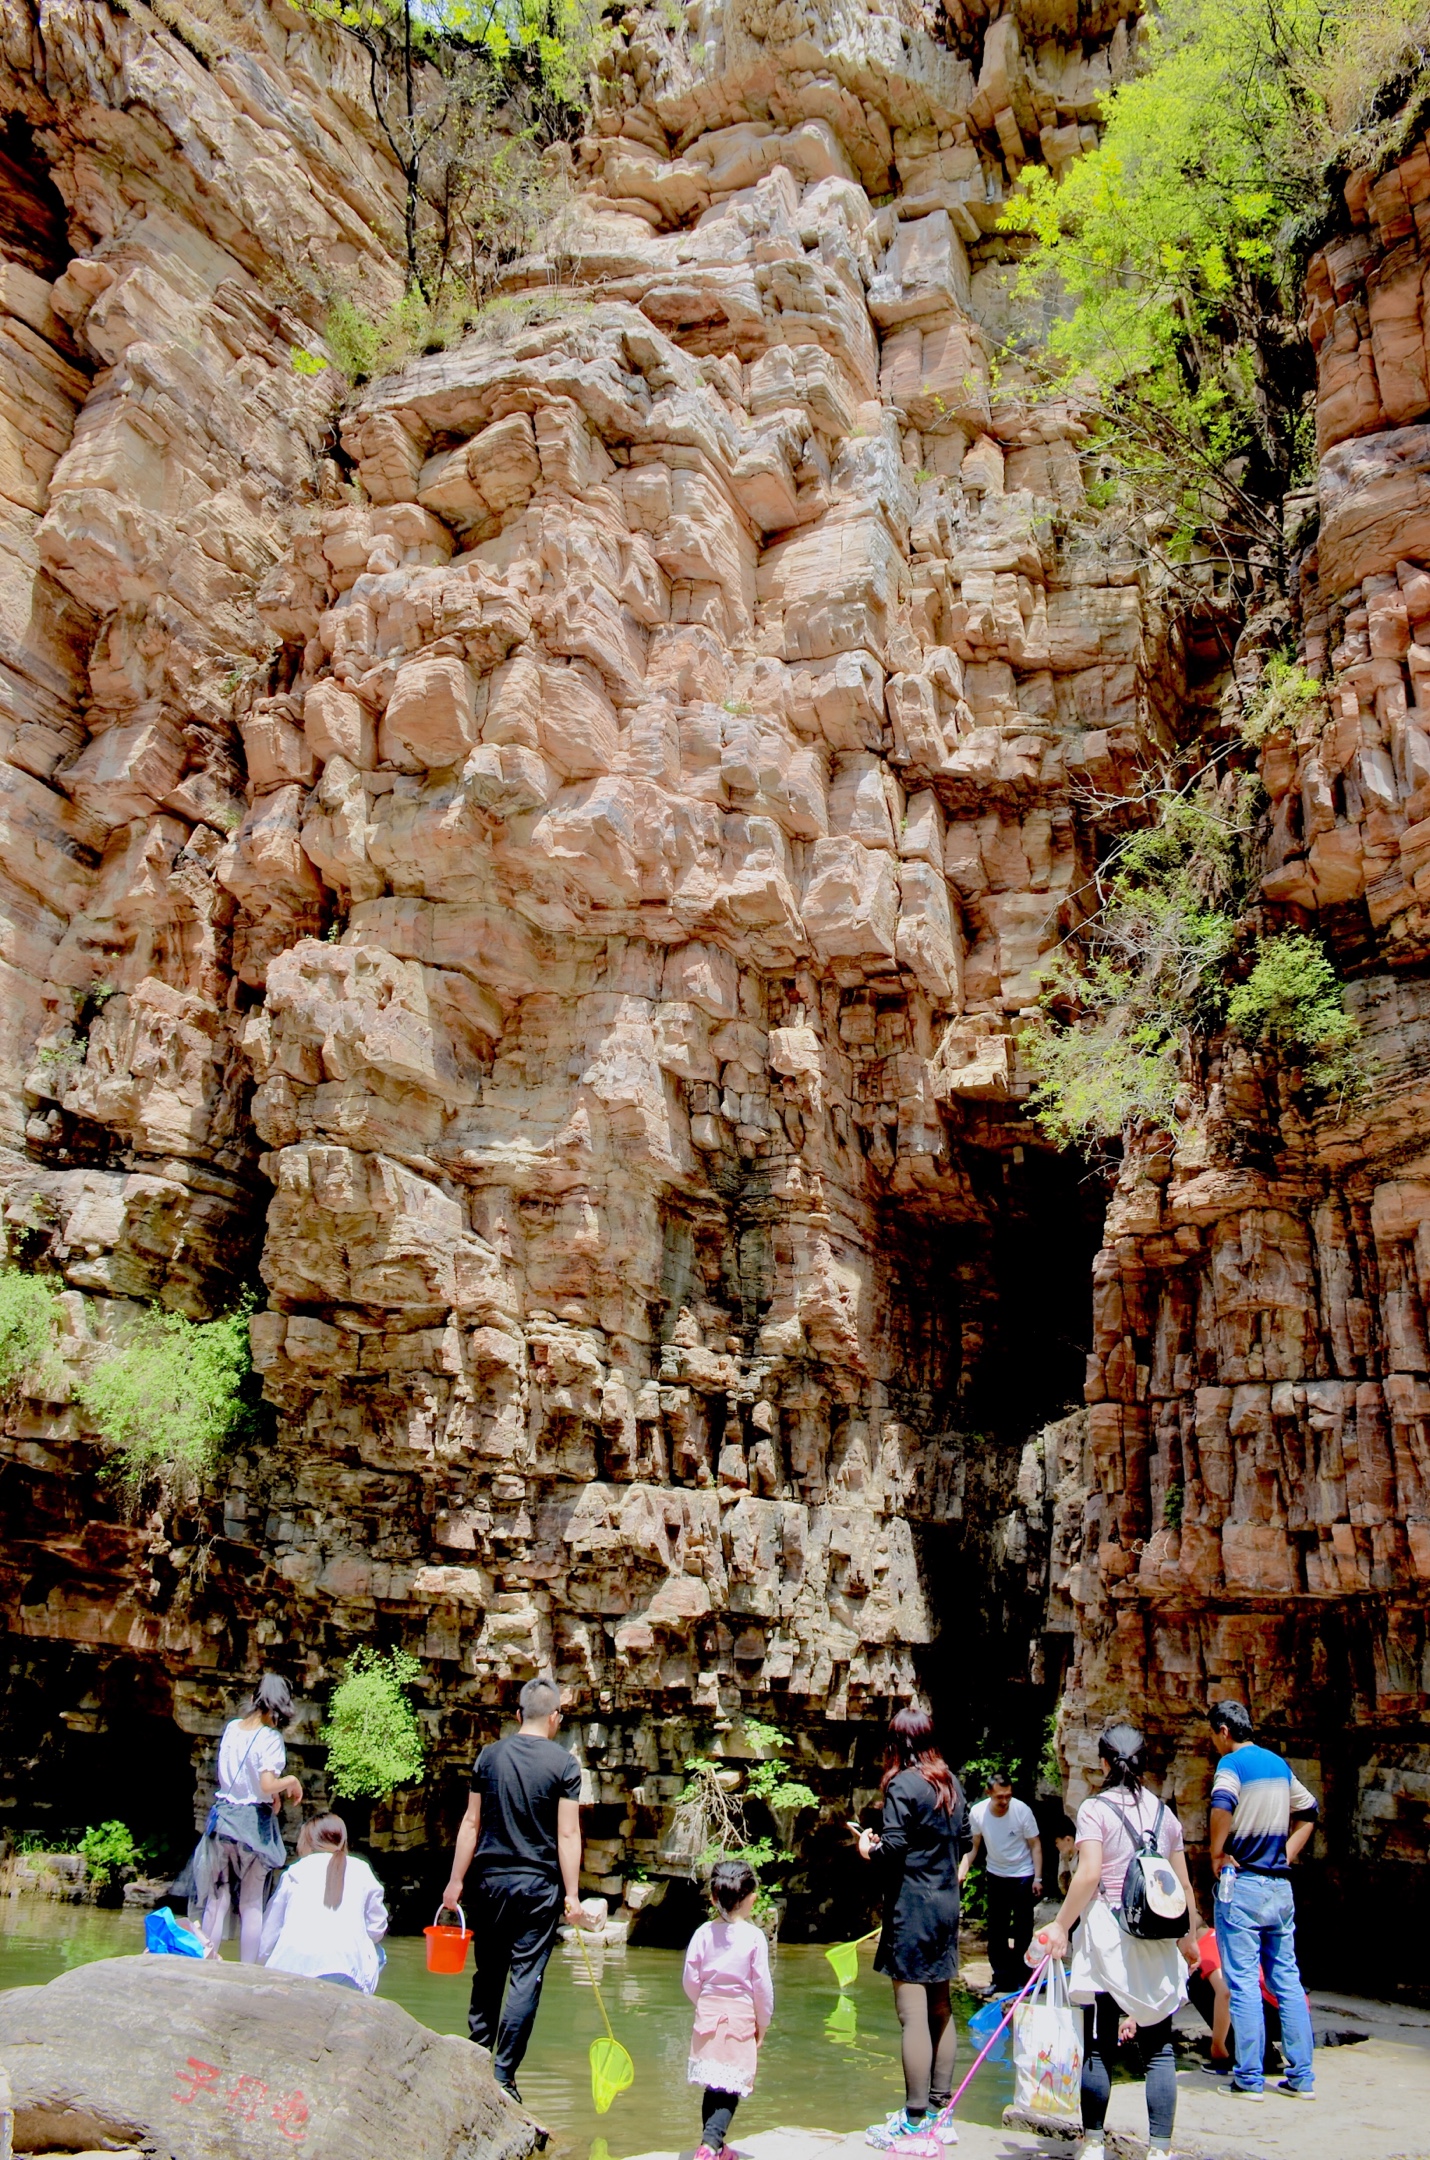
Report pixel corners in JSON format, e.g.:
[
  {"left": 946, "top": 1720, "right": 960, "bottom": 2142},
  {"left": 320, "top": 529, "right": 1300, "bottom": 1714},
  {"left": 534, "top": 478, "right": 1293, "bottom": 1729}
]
[{"left": 259, "top": 1851, "right": 388, "bottom": 1993}]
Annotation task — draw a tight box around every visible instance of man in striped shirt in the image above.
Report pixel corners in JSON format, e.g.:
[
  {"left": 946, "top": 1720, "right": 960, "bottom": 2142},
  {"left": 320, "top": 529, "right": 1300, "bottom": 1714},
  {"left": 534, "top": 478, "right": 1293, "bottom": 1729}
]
[{"left": 1208, "top": 1700, "right": 1318, "bottom": 2100}]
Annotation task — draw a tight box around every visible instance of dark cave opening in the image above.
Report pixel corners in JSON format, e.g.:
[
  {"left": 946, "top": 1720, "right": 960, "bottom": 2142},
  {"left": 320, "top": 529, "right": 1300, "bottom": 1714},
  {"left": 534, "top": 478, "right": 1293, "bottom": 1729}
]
[
  {"left": 0, "top": 1644, "right": 198, "bottom": 1866},
  {"left": 880, "top": 1139, "right": 1103, "bottom": 1778},
  {"left": 967, "top": 1142, "right": 1105, "bottom": 1444},
  {"left": 0, "top": 117, "right": 70, "bottom": 281}
]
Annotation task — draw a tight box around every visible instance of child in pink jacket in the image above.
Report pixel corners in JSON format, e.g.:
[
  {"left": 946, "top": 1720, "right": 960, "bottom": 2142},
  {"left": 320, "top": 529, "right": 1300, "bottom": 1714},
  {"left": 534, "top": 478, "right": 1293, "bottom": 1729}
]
[{"left": 683, "top": 1860, "right": 774, "bottom": 2160}]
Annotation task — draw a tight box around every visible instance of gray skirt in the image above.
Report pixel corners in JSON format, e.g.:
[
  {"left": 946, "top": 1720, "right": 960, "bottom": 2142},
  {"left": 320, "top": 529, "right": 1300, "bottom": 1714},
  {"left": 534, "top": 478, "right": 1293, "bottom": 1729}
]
[{"left": 175, "top": 1797, "right": 287, "bottom": 1914}]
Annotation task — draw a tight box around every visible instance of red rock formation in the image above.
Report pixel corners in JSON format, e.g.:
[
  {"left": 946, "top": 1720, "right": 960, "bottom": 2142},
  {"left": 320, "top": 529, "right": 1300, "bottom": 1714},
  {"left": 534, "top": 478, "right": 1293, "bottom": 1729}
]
[
  {"left": 4, "top": 0, "right": 1425, "bottom": 1973},
  {"left": 1054, "top": 119, "right": 1430, "bottom": 1978}
]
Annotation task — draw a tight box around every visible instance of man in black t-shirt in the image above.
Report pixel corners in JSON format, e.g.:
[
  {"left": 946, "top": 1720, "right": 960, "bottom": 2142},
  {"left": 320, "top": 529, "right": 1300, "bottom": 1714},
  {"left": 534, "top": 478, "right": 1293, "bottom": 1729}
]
[{"left": 441, "top": 1675, "right": 584, "bottom": 2099}]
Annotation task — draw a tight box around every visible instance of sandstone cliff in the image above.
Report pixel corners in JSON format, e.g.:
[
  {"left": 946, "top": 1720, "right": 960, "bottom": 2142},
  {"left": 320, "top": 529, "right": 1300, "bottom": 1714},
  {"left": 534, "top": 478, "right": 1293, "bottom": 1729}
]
[
  {"left": 1046, "top": 121, "right": 1430, "bottom": 1975},
  {"left": 0, "top": 0, "right": 1144, "bottom": 1919},
  {"left": 0, "top": 0, "right": 1424, "bottom": 1972}
]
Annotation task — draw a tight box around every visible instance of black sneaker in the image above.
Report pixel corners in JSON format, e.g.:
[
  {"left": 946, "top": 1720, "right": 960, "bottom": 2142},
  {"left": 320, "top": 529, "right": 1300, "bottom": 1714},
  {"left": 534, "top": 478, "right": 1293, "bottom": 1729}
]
[{"left": 496, "top": 2079, "right": 523, "bottom": 2105}]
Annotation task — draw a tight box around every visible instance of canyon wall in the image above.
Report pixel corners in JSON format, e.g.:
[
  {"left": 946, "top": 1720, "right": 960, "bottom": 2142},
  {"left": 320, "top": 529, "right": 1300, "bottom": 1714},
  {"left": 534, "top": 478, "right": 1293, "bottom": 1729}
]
[
  {"left": 1049, "top": 127, "right": 1430, "bottom": 1978},
  {"left": 0, "top": 0, "right": 1135, "bottom": 1917},
  {"left": 0, "top": 0, "right": 1425, "bottom": 1969}
]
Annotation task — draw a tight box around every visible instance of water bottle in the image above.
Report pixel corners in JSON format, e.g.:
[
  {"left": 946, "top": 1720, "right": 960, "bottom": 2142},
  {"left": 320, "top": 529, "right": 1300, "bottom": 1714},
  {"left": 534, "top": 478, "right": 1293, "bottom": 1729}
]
[{"left": 1217, "top": 1864, "right": 1236, "bottom": 1906}]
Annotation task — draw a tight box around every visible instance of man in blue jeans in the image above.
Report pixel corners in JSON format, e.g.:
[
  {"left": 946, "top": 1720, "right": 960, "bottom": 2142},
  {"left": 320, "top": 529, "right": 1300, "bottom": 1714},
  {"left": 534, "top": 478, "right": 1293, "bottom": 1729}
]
[{"left": 1208, "top": 1700, "right": 1319, "bottom": 2101}]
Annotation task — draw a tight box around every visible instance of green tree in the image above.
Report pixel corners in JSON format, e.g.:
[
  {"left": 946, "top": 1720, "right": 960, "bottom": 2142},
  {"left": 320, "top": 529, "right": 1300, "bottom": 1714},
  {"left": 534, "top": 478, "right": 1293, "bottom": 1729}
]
[
  {"left": 323, "top": 1648, "right": 426, "bottom": 1798},
  {"left": 295, "top": 0, "right": 602, "bottom": 301},
  {"left": 1000, "top": 0, "right": 1430, "bottom": 551},
  {"left": 0, "top": 1267, "right": 62, "bottom": 1399}
]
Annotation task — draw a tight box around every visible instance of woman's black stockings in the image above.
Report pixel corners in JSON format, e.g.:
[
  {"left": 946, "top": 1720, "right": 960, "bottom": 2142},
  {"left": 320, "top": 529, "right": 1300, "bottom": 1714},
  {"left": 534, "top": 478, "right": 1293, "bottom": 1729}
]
[{"left": 893, "top": 1980, "right": 959, "bottom": 2116}]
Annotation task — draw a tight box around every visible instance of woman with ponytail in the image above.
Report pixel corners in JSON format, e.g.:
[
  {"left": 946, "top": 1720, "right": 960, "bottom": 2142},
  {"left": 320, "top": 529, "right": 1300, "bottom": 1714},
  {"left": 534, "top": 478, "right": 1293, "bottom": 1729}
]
[
  {"left": 190, "top": 1674, "right": 303, "bottom": 1963},
  {"left": 854, "top": 1707, "right": 968, "bottom": 2147},
  {"left": 1028, "top": 1725, "right": 1201, "bottom": 2160},
  {"left": 260, "top": 1815, "right": 389, "bottom": 1993}
]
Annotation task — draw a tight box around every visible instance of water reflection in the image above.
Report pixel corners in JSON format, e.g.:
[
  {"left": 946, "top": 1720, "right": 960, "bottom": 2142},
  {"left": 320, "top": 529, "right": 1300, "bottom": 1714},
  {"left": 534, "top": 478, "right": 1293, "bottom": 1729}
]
[{"left": 0, "top": 1902, "right": 1014, "bottom": 2154}]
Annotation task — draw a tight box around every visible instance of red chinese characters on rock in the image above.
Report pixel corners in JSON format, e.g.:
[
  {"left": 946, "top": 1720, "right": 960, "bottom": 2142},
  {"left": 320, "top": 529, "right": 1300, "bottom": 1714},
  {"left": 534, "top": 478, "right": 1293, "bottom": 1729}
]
[
  {"left": 269, "top": 2089, "right": 311, "bottom": 2143},
  {"left": 172, "top": 2058, "right": 309, "bottom": 2143}
]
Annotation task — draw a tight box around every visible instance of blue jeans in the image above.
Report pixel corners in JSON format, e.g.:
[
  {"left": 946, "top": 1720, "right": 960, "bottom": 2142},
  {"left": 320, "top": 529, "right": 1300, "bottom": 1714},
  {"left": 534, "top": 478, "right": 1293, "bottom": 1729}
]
[{"left": 1214, "top": 1872, "right": 1314, "bottom": 2091}]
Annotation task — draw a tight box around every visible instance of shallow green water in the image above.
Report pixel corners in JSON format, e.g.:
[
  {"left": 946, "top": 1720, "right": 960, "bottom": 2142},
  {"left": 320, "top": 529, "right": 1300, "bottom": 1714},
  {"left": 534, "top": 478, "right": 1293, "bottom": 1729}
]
[{"left": 0, "top": 1899, "right": 1014, "bottom": 2155}]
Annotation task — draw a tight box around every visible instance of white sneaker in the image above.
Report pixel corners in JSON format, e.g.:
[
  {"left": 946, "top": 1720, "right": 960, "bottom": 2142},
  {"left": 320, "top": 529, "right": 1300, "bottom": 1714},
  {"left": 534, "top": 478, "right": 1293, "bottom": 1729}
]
[
  {"left": 1147, "top": 2147, "right": 1173, "bottom": 2160},
  {"left": 1077, "top": 2141, "right": 1105, "bottom": 2160}
]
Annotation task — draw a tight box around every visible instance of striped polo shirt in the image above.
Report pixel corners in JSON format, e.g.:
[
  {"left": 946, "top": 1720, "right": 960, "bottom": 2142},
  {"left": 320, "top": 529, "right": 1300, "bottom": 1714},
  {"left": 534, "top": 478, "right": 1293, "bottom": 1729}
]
[{"left": 1210, "top": 1743, "right": 1319, "bottom": 1876}]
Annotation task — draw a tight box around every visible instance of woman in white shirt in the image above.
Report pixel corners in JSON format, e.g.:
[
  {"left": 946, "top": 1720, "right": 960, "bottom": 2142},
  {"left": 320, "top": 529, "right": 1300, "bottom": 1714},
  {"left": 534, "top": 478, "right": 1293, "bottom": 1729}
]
[
  {"left": 192, "top": 1674, "right": 303, "bottom": 1961},
  {"left": 261, "top": 1816, "right": 388, "bottom": 1993}
]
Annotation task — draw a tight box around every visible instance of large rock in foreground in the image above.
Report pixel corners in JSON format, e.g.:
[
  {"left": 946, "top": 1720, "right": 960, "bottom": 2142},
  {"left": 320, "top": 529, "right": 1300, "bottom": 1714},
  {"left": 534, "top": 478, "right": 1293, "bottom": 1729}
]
[{"left": 0, "top": 1956, "right": 537, "bottom": 2160}]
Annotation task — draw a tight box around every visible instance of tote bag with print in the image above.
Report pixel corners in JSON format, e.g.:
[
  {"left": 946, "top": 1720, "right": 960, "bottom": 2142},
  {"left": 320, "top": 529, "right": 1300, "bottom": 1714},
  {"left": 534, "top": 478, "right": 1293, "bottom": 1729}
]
[{"left": 1013, "top": 1955, "right": 1082, "bottom": 2122}]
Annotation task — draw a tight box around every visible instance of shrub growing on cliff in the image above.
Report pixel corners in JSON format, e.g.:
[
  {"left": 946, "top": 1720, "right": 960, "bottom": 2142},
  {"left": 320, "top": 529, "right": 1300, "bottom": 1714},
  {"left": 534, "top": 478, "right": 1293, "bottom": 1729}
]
[
  {"left": 1027, "top": 781, "right": 1362, "bottom": 1145},
  {"left": 1226, "top": 931, "right": 1361, "bottom": 1095},
  {"left": 0, "top": 1267, "right": 62, "bottom": 1399},
  {"left": 1238, "top": 651, "right": 1327, "bottom": 745},
  {"left": 674, "top": 1720, "right": 816, "bottom": 1917},
  {"left": 77, "top": 1302, "right": 257, "bottom": 1487},
  {"left": 1025, "top": 785, "right": 1248, "bottom": 1147},
  {"left": 323, "top": 1648, "right": 426, "bottom": 1799}
]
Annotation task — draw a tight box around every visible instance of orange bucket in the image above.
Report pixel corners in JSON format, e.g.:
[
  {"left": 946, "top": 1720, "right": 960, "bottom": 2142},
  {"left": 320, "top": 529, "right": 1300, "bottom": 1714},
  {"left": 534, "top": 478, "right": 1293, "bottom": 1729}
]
[{"left": 424, "top": 1903, "right": 473, "bottom": 1974}]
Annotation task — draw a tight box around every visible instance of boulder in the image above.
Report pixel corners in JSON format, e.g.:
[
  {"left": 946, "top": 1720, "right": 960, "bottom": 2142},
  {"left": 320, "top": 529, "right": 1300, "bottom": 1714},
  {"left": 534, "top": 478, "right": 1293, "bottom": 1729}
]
[{"left": 0, "top": 1956, "right": 537, "bottom": 2160}]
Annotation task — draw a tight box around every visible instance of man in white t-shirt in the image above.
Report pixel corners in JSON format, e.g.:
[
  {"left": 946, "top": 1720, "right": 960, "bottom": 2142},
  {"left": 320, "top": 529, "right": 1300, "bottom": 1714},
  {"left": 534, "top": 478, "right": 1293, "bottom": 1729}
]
[{"left": 960, "top": 1773, "right": 1042, "bottom": 1991}]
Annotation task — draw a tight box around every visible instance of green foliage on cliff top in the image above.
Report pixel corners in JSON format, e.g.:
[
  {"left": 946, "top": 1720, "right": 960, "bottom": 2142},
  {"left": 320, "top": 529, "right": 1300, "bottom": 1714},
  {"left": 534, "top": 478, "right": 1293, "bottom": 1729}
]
[
  {"left": 292, "top": 0, "right": 602, "bottom": 307},
  {"left": 1002, "top": 0, "right": 1430, "bottom": 540},
  {"left": 323, "top": 1648, "right": 426, "bottom": 1798}
]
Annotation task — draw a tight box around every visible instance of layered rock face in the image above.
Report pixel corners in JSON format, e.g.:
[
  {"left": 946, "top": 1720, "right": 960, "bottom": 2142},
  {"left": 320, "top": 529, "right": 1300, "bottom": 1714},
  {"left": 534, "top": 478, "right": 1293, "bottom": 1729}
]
[
  {"left": 0, "top": 0, "right": 1133, "bottom": 1897},
  {"left": 10, "top": 0, "right": 1430, "bottom": 1971},
  {"left": 1052, "top": 122, "right": 1430, "bottom": 1978}
]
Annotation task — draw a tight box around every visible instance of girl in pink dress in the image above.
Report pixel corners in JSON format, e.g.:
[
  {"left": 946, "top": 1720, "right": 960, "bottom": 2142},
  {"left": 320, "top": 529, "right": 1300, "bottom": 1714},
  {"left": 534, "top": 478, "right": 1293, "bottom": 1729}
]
[{"left": 683, "top": 1859, "right": 775, "bottom": 2160}]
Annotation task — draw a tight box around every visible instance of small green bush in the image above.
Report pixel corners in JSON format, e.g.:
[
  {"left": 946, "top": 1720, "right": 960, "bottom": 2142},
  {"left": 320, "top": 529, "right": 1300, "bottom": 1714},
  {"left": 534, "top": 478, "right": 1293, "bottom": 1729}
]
[
  {"left": 79, "top": 1819, "right": 140, "bottom": 1887},
  {"left": 77, "top": 1303, "right": 255, "bottom": 1484},
  {"left": 323, "top": 1648, "right": 426, "bottom": 1799},
  {"left": 1226, "top": 931, "right": 1361, "bottom": 1096},
  {"left": 0, "top": 1268, "right": 62, "bottom": 1398},
  {"left": 1239, "top": 654, "right": 1326, "bottom": 746},
  {"left": 1026, "top": 785, "right": 1249, "bottom": 1149}
]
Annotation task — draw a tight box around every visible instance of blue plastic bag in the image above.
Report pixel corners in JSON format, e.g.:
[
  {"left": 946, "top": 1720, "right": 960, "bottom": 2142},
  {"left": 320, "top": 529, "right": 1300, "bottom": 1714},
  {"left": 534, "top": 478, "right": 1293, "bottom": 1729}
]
[{"left": 145, "top": 1905, "right": 206, "bottom": 1957}]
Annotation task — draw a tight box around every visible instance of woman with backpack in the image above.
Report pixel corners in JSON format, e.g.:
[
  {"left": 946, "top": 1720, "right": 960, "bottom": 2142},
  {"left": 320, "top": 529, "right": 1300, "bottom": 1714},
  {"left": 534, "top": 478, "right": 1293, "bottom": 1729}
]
[{"left": 1028, "top": 1725, "right": 1201, "bottom": 2160}]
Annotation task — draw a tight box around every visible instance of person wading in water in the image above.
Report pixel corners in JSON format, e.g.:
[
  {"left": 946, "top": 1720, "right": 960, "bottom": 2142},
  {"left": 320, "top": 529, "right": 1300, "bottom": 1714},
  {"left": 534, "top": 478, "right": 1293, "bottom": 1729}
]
[{"left": 441, "top": 1676, "right": 584, "bottom": 2103}]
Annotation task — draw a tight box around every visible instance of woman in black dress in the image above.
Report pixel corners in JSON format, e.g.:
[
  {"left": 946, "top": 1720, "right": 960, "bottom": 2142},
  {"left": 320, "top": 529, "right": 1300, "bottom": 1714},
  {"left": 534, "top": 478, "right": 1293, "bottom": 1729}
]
[{"left": 855, "top": 1706, "right": 968, "bottom": 2146}]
